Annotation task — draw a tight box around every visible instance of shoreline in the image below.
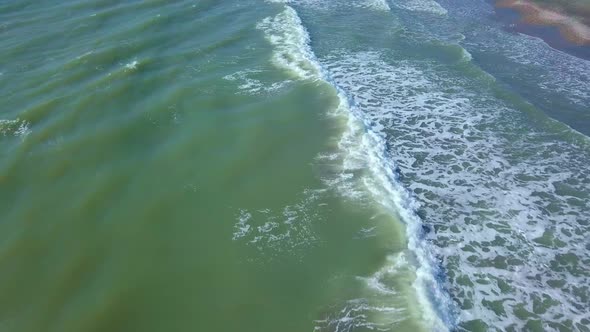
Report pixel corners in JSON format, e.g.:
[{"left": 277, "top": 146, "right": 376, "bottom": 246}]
[{"left": 496, "top": 0, "right": 590, "bottom": 46}]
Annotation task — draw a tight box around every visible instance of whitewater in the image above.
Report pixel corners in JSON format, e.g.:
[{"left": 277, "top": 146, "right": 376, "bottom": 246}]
[{"left": 253, "top": 0, "right": 590, "bottom": 330}]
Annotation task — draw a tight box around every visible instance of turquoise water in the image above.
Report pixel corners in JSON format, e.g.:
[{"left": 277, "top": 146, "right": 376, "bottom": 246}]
[{"left": 1, "top": 0, "right": 589, "bottom": 331}]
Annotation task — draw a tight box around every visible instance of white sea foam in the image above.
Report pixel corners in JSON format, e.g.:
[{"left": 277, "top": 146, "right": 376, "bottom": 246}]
[
  {"left": 0, "top": 119, "right": 30, "bottom": 138},
  {"left": 267, "top": 0, "right": 390, "bottom": 12},
  {"left": 225, "top": 46, "right": 320, "bottom": 251},
  {"left": 319, "top": 49, "right": 590, "bottom": 331},
  {"left": 313, "top": 254, "right": 428, "bottom": 331},
  {"left": 231, "top": 189, "right": 324, "bottom": 260},
  {"left": 223, "top": 69, "right": 291, "bottom": 95},
  {"left": 253, "top": 0, "right": 590, "bottom": 330},
  {"left": 124, "top": 60, "right": 139, "bottom": 71},
  {"left": 358, "top": 0, "right": 391, "bottom": 11},
  {"left": 232, "top": 209, "right": 252, "bottom": 240},
  {"left": 325, "top": 62, "right": 455, "bottom": 332},
  {"left": 471, "top": 29, "right": 590, "bottom": 107},
  {"left": 256, "top": 7, "right": 322, "bottom": 80},
  {"left": 441, "top": 1, "right": 590, "bottom": 110},
  {"left": 392, "top": 0, "right": 448, "bottom": 15},
  {"left": 250, "top": 5, "right": 454, "bottom": 330},
  {"left": 76, "top": 51, "right": 94, "bottom": 61},
  {"left": 461, "top": 47, "right": 472, "bottom": 62}
]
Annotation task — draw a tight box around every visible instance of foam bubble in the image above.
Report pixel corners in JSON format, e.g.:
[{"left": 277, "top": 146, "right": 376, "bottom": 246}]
[
  {"left": 256, "top": 5, "right": 452, "bottom": 329},
  {"left": 334, "top": 98, "right": 455, "bottom": 331},
  {"left": 319, "top": 49, "right": 590, "bottom": 330},
  {"left": 303, "top": 49, "right": 455, "bottom": 332},
  {"left": 358, "top": 0, "right": 391, "bottom": 11},
  {"left": 256, "top": 6, "right": 322, "bottom": 81},
  {"left": 472, "top": 30, "right": 590, "bottom": 107},
  {"left": 223, "top": 69, "right": 291, "bottom": 95},
  {"left": 267, "top": 0, "right": 390, "bottom": 12},
  {"left": 231, "top": 189, "right": 324, "bottom": 260},
  {"left": 461, "top": 47, "right": 472, "bottom": 62},
  {"left": 124, "top": 60, "right": 139, "bottom": 71},
  {"left": 315, "top": 252, "right": 439, "bottom": 331},
  {"left": 232, "top": 209, "right": 252, "bottom": 241},
  {"left": 0, "top": 119, "right": 30, "bottom": 138},
  {"left": 392, "top": 0, "right": 448, "bottom": 15}
]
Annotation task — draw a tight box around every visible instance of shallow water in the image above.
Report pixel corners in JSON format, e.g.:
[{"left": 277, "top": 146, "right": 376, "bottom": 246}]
[{"left": 1, "top": 0, "right": 589, "bottom": 331}]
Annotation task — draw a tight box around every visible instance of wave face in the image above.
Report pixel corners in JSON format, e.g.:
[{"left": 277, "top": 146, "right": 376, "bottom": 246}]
[
  {"left": 256, "top": 4, "right": 454, "bottom": 331},
  {"left": 276, "top": 0, "right": 590, "bottom": 330}
]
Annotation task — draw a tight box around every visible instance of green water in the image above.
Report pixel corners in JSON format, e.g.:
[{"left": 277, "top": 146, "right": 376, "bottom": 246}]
[
  {"left": 2, "top": 0, "right": 590, "bottom": 331},
  {"left": 1, "top": 1, "right": 421, "bottom": 331}
]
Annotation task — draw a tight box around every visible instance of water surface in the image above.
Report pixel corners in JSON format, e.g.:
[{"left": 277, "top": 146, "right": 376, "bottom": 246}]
[{"left": 1, "top": 0, "right": 589, "bottom": 331}]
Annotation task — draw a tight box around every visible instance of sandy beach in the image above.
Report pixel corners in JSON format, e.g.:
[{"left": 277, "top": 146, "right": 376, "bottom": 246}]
[{"left": 496, "top": 0, "right": 590, "bottom": 45}]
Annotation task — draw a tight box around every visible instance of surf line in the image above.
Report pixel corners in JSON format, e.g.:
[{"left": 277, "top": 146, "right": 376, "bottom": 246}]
[{"left": 258, "top": 2, "right": 458, "bottom": 330}]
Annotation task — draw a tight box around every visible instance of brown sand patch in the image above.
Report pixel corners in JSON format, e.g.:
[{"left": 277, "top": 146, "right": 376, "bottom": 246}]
[{"left": 497, "top": 0, "right": 590, "bottom": 45}]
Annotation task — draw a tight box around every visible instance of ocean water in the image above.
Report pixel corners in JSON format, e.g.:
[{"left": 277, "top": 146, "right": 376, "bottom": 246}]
[{"left": 1, "top": 0, "right": 589, "bottom": 331}]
